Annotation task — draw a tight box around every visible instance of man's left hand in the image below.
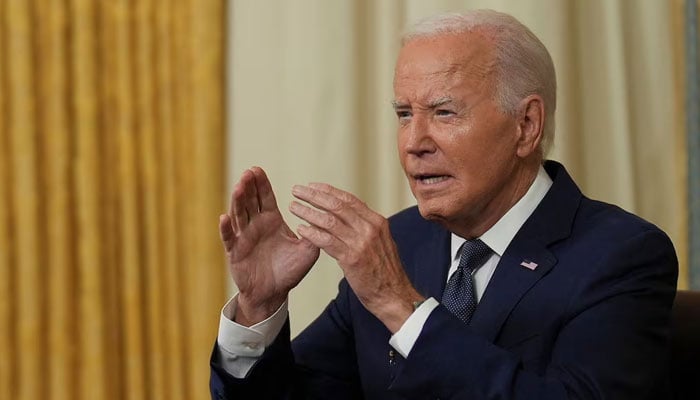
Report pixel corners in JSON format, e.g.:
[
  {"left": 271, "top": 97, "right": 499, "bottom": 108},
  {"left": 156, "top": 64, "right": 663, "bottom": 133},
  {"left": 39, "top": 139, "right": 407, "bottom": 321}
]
[{"left": 289, "top": 183, "right": 424, "bottom": 333}]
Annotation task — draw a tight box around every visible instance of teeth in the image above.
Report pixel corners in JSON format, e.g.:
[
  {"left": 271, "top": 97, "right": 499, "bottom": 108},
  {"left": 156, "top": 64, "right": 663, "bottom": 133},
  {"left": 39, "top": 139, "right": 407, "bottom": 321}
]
[{"left": 421, "top": 176, "right": 448, "bottom": 184}]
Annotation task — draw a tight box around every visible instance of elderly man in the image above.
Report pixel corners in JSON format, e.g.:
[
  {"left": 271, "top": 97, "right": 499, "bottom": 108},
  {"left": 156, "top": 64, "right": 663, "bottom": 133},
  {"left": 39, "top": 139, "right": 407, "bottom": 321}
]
[{"left": 210, "top": 10, "right": 677, "bottom": 400}]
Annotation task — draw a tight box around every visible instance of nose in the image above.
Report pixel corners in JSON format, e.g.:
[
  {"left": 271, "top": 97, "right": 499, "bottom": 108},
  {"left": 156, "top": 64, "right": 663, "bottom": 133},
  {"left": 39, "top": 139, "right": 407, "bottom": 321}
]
[{"left": 401, "top": 115, "right": 436, "bottom": 157}]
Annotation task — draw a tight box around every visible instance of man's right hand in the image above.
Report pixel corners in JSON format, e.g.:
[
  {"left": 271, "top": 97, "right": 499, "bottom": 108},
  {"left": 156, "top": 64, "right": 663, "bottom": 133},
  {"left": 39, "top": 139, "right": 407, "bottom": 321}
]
[{"left": 219, "top": 167, "right": 320, "bottom": 326}]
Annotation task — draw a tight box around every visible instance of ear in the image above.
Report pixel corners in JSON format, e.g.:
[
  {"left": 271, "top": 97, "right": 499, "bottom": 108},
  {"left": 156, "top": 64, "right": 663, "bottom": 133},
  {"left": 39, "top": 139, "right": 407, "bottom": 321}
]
[{"left": 515, "top": 95, "right": 545, "bottom": 158}]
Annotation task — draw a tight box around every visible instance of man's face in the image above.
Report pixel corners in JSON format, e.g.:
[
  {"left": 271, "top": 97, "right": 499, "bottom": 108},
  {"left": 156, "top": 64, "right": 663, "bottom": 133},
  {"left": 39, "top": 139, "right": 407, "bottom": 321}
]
[{"left": 393, "top": 32, "right": 524, "bottom": 233}]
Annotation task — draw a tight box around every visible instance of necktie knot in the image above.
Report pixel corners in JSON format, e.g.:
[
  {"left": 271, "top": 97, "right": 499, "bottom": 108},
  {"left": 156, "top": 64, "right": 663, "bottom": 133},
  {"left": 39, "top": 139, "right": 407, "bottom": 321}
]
[{"left": 458, "top": 239, "right": 491, "bottom": 273}]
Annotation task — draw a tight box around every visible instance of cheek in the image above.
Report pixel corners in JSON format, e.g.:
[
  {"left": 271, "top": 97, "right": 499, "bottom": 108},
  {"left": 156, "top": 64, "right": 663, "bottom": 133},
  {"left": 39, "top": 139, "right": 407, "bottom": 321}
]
[
  {"left": 396, "top": 126, "right": 411, "bottom": 153},
  {"left": 397, "top": 149, "right": 410, "bottom": 177},
  {"left": 396, "top": 134, "right": 407, "bottom": 166},
  {"left": 437, "top": 121, "right": 480, "bottom": 156},
  {"left": 454, "top": 120, "right": 516, "bottom": 165}
]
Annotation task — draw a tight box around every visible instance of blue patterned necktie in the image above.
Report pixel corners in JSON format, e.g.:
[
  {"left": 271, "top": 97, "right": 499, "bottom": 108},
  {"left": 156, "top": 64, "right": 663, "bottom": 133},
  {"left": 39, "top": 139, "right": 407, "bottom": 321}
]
[{"left": 442, "top": 239, "right": 492, "bottom": 324}]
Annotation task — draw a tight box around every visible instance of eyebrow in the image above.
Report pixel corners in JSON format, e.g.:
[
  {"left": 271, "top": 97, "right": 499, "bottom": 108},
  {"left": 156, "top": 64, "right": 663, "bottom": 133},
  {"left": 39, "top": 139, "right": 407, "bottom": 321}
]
[
  {"left": 391, "top": 100, "right": 406, "bottom": 110},
  {"left": 391, "top": 96, "right": 453, "bottom": 111},
  {"left": 427, "top": 97, "right": 453, "bottom": 108}
]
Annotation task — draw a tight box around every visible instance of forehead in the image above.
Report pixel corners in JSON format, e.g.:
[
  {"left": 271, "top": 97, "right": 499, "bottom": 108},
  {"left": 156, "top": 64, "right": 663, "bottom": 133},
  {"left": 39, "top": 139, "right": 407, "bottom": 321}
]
[{"left": 393, "top": 32, "right": 495, "bottom": 100}]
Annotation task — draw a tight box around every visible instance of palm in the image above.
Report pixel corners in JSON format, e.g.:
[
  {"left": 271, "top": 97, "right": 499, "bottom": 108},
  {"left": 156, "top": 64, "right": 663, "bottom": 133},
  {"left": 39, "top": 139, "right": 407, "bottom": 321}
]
[
  {"left": 220, "top": 167, "right": 319, "bottom": 318},
  {"left": 228, "top": 208, "right": 319, "bottom": 300}
]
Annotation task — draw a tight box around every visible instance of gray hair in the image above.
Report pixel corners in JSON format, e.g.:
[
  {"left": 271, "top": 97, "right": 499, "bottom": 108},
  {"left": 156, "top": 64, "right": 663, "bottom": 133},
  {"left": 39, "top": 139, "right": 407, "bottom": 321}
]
[{"left": 402, "top": 10, "right": 557, "bottom": 157}]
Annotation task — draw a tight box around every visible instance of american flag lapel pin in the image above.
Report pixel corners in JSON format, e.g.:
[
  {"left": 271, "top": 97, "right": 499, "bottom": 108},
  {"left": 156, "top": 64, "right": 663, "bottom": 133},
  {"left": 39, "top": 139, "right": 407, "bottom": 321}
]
[{"left": 520, "top": 260, "right": 538, "bottom": 270}]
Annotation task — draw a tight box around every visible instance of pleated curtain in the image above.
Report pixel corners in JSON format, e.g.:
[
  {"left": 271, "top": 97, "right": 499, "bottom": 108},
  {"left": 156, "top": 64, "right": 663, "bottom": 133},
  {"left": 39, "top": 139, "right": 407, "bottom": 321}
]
[{"left": 0, "top": 1, "right": 225, "bottom": 399}]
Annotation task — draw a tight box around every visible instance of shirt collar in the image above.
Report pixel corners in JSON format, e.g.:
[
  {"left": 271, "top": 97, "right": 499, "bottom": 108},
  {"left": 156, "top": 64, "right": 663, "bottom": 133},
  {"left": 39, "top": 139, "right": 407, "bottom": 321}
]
[{"left": 450, "top": 165, "right": 553, "bottom": 261}]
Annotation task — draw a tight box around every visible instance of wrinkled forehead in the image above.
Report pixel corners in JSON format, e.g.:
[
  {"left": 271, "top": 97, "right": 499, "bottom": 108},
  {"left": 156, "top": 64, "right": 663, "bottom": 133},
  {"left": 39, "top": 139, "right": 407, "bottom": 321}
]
[{"left": 393, "top": 32, "right": 496, "bottom": 92}]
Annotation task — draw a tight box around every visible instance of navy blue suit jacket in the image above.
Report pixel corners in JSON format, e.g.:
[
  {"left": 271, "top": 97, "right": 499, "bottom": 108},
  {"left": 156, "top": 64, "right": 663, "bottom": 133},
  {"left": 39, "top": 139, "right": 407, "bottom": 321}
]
[{"left": 210, "top": 161, "right": 678, "bottom": 399}]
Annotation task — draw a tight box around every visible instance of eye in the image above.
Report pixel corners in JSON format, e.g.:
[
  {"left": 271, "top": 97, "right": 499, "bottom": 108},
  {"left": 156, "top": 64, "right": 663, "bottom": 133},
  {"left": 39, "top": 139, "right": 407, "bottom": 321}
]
[
  {"left": 435, "top": 109, "right": 455, "bottom": 117},
  {"left": 396, "top": 110, "right": 412, "bottom": 121}
]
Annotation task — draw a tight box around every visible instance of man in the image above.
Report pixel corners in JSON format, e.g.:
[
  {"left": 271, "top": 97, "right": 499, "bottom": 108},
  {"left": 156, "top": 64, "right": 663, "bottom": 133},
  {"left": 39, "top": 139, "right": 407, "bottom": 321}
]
[{"left": 210, "top": 10, "right": 677, "bottom": 399}]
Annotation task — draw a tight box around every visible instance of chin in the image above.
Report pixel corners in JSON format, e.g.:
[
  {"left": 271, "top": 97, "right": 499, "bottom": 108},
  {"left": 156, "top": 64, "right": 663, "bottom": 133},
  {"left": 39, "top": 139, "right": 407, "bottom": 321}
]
[{"left": 416, "top": 201, "right": 449, "bottom": 224}]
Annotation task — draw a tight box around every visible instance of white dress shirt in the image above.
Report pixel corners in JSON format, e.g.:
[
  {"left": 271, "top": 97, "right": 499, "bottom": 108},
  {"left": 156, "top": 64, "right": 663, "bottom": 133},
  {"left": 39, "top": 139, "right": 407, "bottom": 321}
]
[{"left": 217, "top": 166, "right": 553, "bottom": 377}]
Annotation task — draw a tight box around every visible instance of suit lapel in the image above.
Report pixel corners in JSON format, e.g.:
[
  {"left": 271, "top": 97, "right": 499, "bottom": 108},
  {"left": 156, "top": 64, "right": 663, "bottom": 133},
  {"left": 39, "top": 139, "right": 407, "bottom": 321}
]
[
  {"left": 469, "top": 161, "right": 582, "bottom": 342},
  {"left": 469, "top": 237, "right": 556, "bottom": 341}
]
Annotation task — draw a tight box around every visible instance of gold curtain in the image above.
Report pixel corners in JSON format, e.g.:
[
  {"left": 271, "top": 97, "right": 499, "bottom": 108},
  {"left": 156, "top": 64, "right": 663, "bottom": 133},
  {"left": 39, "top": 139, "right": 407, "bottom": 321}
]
[{"left": 0, "top": 1, "right": 225, "bottom": 399}]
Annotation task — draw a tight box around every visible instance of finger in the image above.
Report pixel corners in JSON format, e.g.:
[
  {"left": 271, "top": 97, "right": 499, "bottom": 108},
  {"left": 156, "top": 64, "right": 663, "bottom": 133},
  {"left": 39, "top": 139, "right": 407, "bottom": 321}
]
[
  {"left": 227, "top": 181, "right": 236, "bottom": 222},
  {"left": 292, "top": 184, "right": 380, "bottom": 230},
  {"left": 241, "top": 169, "right": 262, "bottom": 217},
  {"left": 289, "top": 200, "right": 353, "bottom": 239},
  {"left": 296, "top": 224, "right": 347, "bottom": 260},
  {"left": 232, "top": 169, "right": 259, "bottom": 228},
  {"left": 229, "top": 169, "right": 249, "bottom": 212},
  {"left": 308, "top": 182, "right": 380, "bottom": 221},
  {"left": 219, "top": 214, "right": 235, "bottom": 252},
  {"left": 250, "top": 166, "right": 279, "bottom": 212},
  {"left": 308, "top": 182, "right": 356, "bottom": 202},
  {"left": 292, "top": 184, "right": 352, "bottom": 220},
  {"left": 231, "top": 182, "right": 249, "bottom": 229}
]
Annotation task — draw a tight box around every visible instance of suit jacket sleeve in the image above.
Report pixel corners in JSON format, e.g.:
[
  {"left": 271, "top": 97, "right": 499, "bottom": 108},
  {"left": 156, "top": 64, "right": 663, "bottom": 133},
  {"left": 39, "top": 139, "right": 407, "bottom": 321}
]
[{"left": 209, "top": 279, "right": 364, "bottom": 400}]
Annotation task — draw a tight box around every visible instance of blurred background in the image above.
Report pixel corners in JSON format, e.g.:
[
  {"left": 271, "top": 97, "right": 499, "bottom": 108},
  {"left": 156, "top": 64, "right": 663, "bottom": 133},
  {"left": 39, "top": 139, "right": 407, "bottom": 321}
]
[{"left": 0, "top": 0, "right": 697, "bottom": 399}]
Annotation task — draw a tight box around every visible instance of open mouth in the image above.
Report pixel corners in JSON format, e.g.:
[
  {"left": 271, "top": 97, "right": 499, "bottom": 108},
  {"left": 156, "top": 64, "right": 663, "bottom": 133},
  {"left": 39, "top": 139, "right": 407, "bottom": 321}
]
[{"left": 415, "top": 175, "right": 451, "bottom": 184}]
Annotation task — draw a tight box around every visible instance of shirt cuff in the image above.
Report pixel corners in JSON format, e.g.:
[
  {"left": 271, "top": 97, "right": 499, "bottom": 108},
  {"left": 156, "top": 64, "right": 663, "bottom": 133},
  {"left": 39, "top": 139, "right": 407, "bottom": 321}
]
[
  {"left": 217, "top": 294, "right": 289, "bottom": 378},
  {"left": 389, "top": 297, "right": 439, "bottom": 358}
]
